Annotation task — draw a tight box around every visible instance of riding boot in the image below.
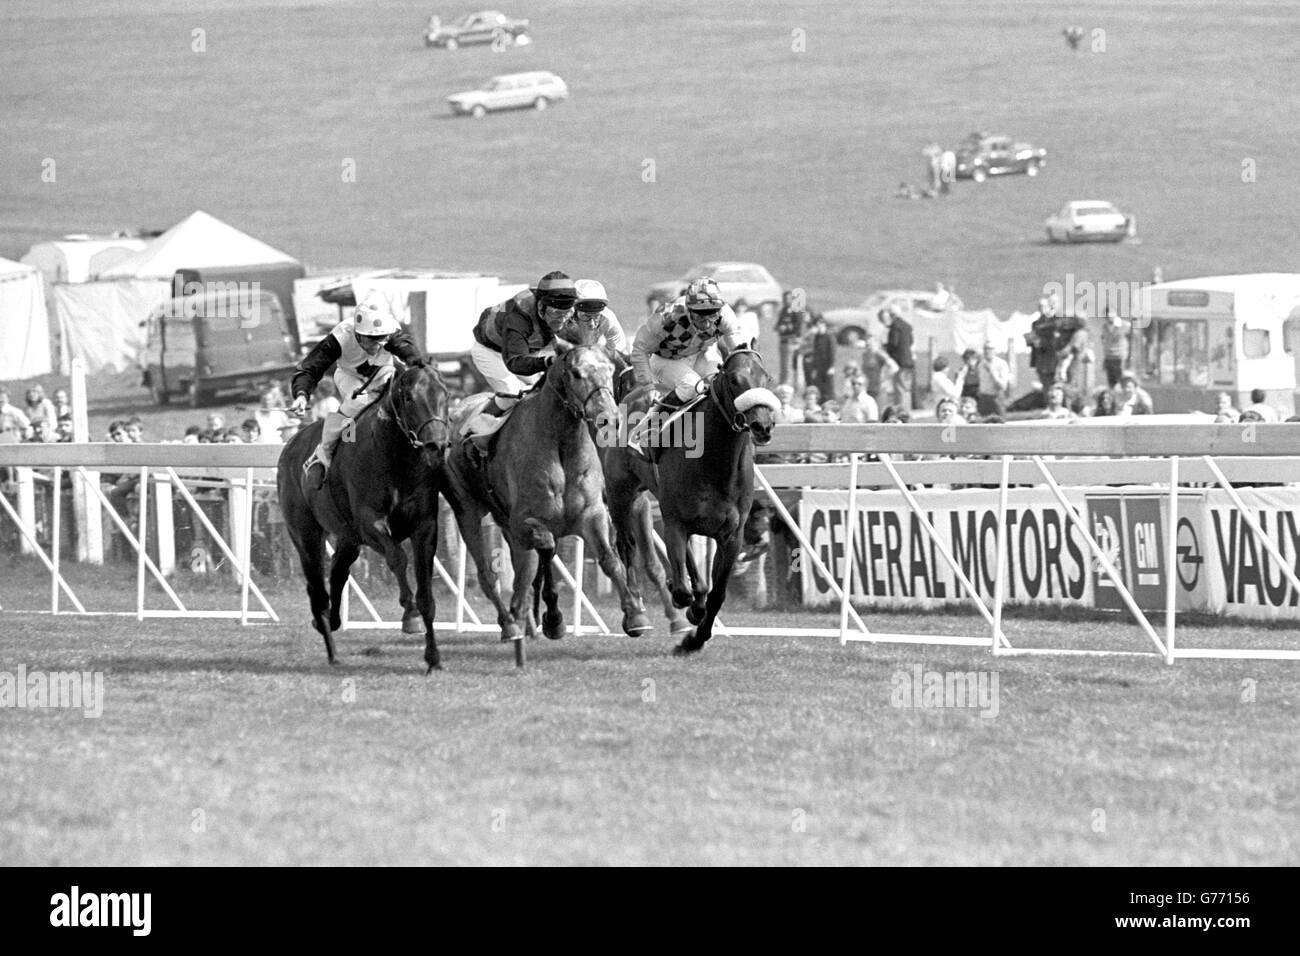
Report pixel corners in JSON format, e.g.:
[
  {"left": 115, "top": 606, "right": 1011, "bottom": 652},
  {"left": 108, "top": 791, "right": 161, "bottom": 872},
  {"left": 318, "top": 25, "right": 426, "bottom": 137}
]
[
  {"left": 306, "top": 412, "right": 350, "bottom": 489},
  {"left": 641, "top": 391, "right": 688, "bottom": 463},
  {"left": 465, "top": 396, "right": 511, "bottom": 469}
]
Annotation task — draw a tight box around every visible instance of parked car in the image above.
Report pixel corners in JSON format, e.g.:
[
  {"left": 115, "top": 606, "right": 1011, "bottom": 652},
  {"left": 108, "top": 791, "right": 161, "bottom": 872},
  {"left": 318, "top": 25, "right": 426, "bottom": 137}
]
[
  {"left": 424, "top": 10, "right": 530, "bottom": 49},
  {"left": 821, "top": 289, "right": 964, "bottom": 346},
  {"left": 955, "top": 134, "right": 1047, "bottom": 182},
  {"left": 1045, "top": 200, "right": 1135, "bottom": 243},
  {"left": 645, "top": 262, "right": 783, "bottom": 318},
  {"left": 447, "top": 71, "right": 568, "bottom": 117}
]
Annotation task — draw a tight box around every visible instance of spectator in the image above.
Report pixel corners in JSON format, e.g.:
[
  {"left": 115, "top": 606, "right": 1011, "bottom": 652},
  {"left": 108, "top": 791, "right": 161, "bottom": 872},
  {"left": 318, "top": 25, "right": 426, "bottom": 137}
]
[
  {"left": 802, "top": 314, "right": 836, "bottom": 401},
  {"left": 959, "top": 396, "right": 980, "bottom": 423},
  {"left": 1239, "top": 409, "right": 1265, "bottom": 424},
  {"left": 774, "top": 294, "right": 806, "bottom": 387},
  {"left": 1244, "top": 388, "right": 1279, "bottom": 423},
  {"left": 880, "top": 405, "right": 911, "bottom": 424},
  {"left": 125, "top": 416, "right": 144, "bottom": 443},
  {"left": 957, "top": 349, "right": 981, "bottom": 403},
  {"left": 1116, "top": 372, "right": 1153, "bottom": 416},
  {"left": 1101, "top": 314, "right": 1130, "bottom": 388},
  {"left": 27, "top": 418, "right": 54, "bottom": 443},
  {"left": 977, "top": 341, "right": 1011, "bottom": 417},
  {"left": 107, "top": 420, "right": 128, "bottom": 442},
  {"left": 938, "top": 151, "right": 956, "bottom": 194},
  {"left": 819, "top": 399, "right": 842, "bottom": 423},
  {"left": 55, "top": 414, "right": 75, "bottom": 442},
  {"left": 936, "top": 397, "right": 964, "bottom": 424},
  {"left": 930, "top": 355, "right": 962, "bottom": 403},
  {"left": 0, "top": 385, "right": 32, "bottom": 442},
  {"left": 1040, "top": 383, "right": 1077, "bottom": 420},
  {"left": 839, "top": 377, "right": 879, "bottom": 423},
  {"left": 861, "top": 327, "right": 886, "bottom": 400},
  {"left": 1090, "top": 389, "right": 1118, "bottom": 418},
  {"left": 731, "top": 299, "right": 759, "bottom": 348},
  {"left": 52, "top": 387, "right": 71, "bottom": 420},
  {"left": 1056, "top": 326, "right": 1093, "bottom": 411},
  {"left": 773, "top": 384, "right": 804, "bottom": 424},
  {"left": 182, "top": 425, "right": 203, "bottom": 444},
  {"left": 25, "top": 386, "right": 57, "bottom": 428},
  {"left": 879, "top": 307, "right": 916, "bottom": 410},
  {"left": 801, "top": 385, "right": 823, "bottom": 420},
  {"left": 203, "top": 412, "right": 226, "bottom": 442},
  {"left": 1214, "top": 391, "right": 1240, "bottom": 422},
  {"left": 254, "top": 387, "right": 290, "bottom": 443},
  {"left": 241, "top": 418, "right": 261, "bottom": 443}
]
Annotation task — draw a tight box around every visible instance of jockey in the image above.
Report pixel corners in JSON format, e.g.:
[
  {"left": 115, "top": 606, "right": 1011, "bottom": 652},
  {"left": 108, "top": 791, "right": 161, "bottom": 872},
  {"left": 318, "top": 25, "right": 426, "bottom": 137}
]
[
  {"left": 630, "top": 277, "right": 744, "bottom": 413},
  {"left": 560, "top": 279, "right": 629, "bottom": 355},
  {"left": 462, "top": 270, "right": 578, "bottom": 455},
  {"left": 290, "top": 290, "right": 428, "bottom": 487}
]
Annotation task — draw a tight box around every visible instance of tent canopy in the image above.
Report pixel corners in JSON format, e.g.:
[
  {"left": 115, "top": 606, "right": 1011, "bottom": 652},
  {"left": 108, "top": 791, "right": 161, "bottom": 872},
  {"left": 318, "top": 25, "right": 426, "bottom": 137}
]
[
  {"left": 0, "top": 256, "right": 52, "bottom": 379},
  {"left": 98, "top": 210, "right": 298, "bottom": 280}
]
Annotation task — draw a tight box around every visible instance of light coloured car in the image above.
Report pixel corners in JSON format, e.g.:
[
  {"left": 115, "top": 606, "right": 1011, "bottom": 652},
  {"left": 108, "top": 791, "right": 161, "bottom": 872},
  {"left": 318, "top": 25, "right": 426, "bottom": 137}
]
[
  {"left": 424, "top": 10, "right": 530, "bottom": 50},
  {"left": 646, "top": 262, "right": 783, "bottom": 319},
  {"left": 1045, "top": 201, "right": 1135, "bottom": 243},
  {"left": 447, "top": 71, "right": 568, "bottom": 117}
]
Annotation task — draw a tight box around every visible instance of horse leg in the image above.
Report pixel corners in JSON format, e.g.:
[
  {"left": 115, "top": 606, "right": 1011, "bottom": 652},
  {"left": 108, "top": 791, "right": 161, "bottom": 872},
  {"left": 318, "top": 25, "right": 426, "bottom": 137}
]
[
  {"left": 371, "top": 524, "right": 420, "bottom": 635},
  {"left": 446, "top": 493, "right": 518, "bottom": 641},
  {"left": 328, "top": 538, "right": 362, "bottom": 635},
  {"left": 535, "top": 548, "right": 564, "bottom": 640},
  {"left": 636, "top": 501, "right": 690, "bottom": 636},
  {"left": 509, "top": 544, "right": 541, "bottom": 641},
  {"left": 683, "top": 537, "right": 709, "bottom": 626},
  {"left": 676, "top": 532, "right": 740, "bottom": 656},
  {"left": 410, "top": 522, "right": 441, "bottom": 673},
  {"left": 663, "top": 520, "right": 695, "bottom": 611},
  {"left": 583, "top": 505, "right": 651, "bottom": 636},
  {"left": 288, "top": 521, "right": 337, "bottom": 664}
]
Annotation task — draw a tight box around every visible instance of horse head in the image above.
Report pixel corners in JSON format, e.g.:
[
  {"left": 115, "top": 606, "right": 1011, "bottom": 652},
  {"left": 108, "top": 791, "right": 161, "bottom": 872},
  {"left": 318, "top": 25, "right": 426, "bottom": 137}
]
[
  {"left": 386, "top": 364, "right": 452, "bottom": 462},
  {"left": 549, "top": 337, "right": 619, "bottom": 429},
  {"left": 710, "top": 347, "right": 780, "bottom": 445}
]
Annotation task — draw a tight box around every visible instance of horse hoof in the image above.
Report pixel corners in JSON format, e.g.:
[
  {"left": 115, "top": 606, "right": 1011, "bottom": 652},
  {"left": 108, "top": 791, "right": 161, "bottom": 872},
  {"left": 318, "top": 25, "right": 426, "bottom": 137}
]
[
  {"left": 499, "top": 624, "right": 521, "bottom": 643},
  {"left": 402, "top": 616, "right": 423, "bottom": 635},
  {"left": 670, "top": 621, "right": 694, "bottom": 638},
  {"left": 686, "top": 605, "right": 705, "bottom": 626},
  {"left": 673, "top": 634, "right": 702, "bottom": 656},
  {"left": 425, "top": 660, "right": 443, "bottom": 674},
  {"left": 329, "top": 616, "right": 343, "bottom": 633},
  {"left": 543, "top": 610, "right": 565, "bottom": 641},
  {"left": 671, "top": 589, "right": 693, "bottom": 609},
  {"left": 622, "top": 611, "right": 652, "bottom": 637}
]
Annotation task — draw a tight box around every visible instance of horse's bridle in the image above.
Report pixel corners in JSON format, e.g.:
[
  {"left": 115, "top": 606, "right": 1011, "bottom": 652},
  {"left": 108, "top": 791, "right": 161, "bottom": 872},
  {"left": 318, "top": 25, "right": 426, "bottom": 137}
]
[
  {"left": 547, "top": 351, "right": 614, "bottom": 424},
  {"left": 388, "top": 369, "right": 450, "bottom": 450},
  {"left": 709, "top": 347, "right": 769, "bottom": 433}
]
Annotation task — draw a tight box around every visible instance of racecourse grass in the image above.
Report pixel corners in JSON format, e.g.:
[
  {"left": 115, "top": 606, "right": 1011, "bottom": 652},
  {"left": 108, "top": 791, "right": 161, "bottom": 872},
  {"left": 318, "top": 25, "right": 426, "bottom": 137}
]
[{"left": 1, "top": 562, "right": 1296, "bottom": 865}]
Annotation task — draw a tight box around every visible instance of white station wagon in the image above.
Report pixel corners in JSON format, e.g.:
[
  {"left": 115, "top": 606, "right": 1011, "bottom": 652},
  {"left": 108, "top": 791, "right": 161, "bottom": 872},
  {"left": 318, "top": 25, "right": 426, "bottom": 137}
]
[
  {"left": 1045, "top": 200, "right": 1136, "bottom": 243},
  {"left": 447, "top": 71, "right": 568, "bottom": 117}
]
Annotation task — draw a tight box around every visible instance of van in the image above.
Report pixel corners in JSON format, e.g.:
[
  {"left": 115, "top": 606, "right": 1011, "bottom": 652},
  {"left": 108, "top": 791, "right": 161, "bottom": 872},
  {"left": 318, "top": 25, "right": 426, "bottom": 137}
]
[
  {"left": 143, "top": 284, "right": 299, "bottom": 406},
  {"left": 1130, "top": 274, "right": 1300, "bottom": 416}
]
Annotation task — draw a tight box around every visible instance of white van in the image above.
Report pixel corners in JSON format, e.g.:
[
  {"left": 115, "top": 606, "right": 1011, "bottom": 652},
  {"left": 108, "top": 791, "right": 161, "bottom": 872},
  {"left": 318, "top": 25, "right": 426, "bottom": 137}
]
[{"left": 1131, "top": 274, "right": 1300, "bottom": 416}]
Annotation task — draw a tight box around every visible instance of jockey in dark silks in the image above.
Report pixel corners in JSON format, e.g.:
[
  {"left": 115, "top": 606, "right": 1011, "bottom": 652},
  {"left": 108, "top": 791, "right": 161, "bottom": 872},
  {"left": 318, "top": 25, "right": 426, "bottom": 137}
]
[{"left": 290, "top": 291, "right": 427, "bottom": 488}]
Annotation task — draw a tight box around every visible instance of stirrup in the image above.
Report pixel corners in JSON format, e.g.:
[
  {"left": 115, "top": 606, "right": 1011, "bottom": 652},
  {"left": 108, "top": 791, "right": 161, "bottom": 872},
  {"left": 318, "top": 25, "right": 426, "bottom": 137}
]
[{"left": 303, "top": 452, "right": 327, "bottom": 488}]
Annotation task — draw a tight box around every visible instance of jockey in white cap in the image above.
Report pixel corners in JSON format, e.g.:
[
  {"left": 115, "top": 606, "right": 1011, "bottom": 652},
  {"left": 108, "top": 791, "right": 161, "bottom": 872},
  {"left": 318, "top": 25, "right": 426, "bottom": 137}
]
[
  {"left": 290, "top": 289, "right": 428, "bottom": 487},
  {"left": 560, "top": 279, "right": 629, "bottom": 354}
]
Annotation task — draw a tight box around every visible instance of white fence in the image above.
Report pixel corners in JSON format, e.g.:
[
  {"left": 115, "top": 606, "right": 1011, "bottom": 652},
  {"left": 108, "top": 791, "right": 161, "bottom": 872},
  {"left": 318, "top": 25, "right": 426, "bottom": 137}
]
[{"left": 3, "top": 423, "right": 1299, "bottom": 662}]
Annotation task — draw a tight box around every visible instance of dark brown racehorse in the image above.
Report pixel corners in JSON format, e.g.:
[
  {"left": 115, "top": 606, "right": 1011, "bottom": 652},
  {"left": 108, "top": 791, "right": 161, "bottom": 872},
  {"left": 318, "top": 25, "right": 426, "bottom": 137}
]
[
  {"left": 604, "top": 348, "right": 779, "bottom": 653},
  {"left": 442, "top": 338, "right": 651, "bottom": 647},
  {"left": 277, "top": 364, "right": 450, "bottom": 669}
]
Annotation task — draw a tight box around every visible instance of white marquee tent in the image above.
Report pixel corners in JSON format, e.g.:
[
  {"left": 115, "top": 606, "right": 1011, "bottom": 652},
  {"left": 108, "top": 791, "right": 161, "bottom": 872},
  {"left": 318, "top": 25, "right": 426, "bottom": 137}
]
[{"left": 0, "top": 257, "right": 52, "bottom": 380}]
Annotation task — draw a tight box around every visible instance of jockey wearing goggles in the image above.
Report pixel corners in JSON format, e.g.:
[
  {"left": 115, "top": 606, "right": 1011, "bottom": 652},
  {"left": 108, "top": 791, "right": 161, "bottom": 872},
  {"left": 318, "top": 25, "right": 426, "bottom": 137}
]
[
  {"left": 290, "top": 290, "right": 428, "bottom": 486},
  {"left": 557, "top": 279, "right": 629, "bottom": 354},
  {"left": 630, "top": 277, "right": 744, "bottom": 408}
]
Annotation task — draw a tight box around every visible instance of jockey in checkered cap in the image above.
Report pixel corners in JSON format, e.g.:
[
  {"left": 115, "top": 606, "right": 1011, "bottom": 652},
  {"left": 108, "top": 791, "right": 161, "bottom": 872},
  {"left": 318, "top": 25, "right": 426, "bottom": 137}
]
[
  {"left": 290, "top": 289, "right": 427, "bottom": 487},
  {"left": 630, "top": 277, "right": 744, "bottom": 411}
]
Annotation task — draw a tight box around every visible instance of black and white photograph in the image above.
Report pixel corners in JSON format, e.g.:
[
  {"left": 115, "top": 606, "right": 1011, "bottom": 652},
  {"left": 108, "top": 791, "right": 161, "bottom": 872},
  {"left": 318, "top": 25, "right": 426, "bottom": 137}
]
[{"left": 1, "top": 0, "right": 1296, "bottom": 892}]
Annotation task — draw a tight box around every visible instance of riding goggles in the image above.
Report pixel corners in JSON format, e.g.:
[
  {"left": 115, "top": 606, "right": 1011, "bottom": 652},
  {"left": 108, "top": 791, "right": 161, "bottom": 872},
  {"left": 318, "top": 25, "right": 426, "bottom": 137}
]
[{"left": 575, "top": 301, "right": 606, "bottom": 315}]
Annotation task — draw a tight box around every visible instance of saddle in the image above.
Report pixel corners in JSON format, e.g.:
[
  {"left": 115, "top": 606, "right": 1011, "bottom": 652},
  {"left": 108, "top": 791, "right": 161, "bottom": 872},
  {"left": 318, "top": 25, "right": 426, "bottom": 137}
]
[{"left": 625, "top": 389, "right": 706, "bottom": 464}]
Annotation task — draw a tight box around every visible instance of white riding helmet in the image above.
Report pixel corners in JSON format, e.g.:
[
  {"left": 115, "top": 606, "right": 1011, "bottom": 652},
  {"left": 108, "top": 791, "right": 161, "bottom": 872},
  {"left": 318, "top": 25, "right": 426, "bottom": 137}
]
[
  {"left": 574, "top": 279, "right": 608, "bottom": 315},
  {"left": 354, "top": 291, "right": 402, "bottom": 336}
]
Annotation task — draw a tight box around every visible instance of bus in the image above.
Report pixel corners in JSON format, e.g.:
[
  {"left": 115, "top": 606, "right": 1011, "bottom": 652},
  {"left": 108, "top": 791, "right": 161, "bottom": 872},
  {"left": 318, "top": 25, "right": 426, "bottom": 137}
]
[{"left": 1131, "top": 273, "right": 1300, "bottom": 416}]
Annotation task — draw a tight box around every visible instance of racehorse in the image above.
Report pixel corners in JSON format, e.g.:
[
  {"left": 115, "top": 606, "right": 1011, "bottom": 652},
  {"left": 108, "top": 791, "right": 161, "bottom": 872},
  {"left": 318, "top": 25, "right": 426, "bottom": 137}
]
[
  {"left": 603, "top": 347, "right": 779, "bottom": 654},
  {"left": 441, "top": 337, "right": 652, "bottom": 647},
  {"left": 277, "top": 364, "right": 451, "bottom": 670}
]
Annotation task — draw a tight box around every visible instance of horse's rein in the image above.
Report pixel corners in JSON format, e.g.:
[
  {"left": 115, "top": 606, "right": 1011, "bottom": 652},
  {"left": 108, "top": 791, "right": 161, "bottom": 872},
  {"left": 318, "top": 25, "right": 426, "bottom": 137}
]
[
  {"left": 546, "top": 357, "right": 614, "bottom": 425},
  {"left": 388, "top": 371, "right": 450, "bottom": 449}
]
